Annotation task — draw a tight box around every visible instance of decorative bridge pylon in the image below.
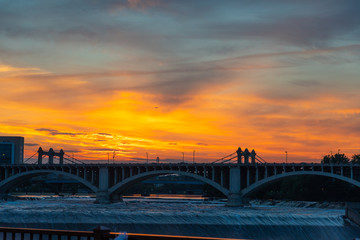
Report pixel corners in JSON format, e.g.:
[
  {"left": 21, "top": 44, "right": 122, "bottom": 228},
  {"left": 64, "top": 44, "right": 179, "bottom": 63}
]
[
  {"left": 236, "top": 147, "right": 256, "bottom": 164},
  {"left": 212, "top": 147, "right": 266, "bottom": 164},
  {"left": 37, "top": 147, "right": 64, "bottom": 165},
  {"left": 29, "top": 148, "right": 84, "bottom": 165}
]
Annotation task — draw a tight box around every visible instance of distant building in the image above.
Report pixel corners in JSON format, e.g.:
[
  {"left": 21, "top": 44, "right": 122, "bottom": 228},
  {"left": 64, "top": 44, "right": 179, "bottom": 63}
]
[{"left": 0, "top": 136, "right": 24, "bottom": 164}]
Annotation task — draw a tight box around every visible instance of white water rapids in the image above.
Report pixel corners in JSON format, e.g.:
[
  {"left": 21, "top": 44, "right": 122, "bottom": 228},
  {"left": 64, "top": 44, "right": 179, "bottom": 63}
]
[{"left": 0, "top": 197, "right": 360, "bottom": 240}]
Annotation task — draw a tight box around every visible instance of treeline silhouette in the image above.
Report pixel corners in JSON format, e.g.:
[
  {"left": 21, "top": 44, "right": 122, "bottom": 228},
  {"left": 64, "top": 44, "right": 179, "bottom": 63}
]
[
  {"left": 253, "top": 152, "right": 360, "bottom": 202},
  {"left": 321, "top": 152, "right": 360, "bottom": 164}
]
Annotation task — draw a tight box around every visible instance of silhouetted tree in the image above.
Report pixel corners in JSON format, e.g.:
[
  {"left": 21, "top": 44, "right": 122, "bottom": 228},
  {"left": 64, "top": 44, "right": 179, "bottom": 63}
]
[
  {"left": 351, "top": 154, "right": 360, "bottom": 164},
  {"left": 321, "top": 153, "right": 349, "bottom": 164},
  {"left": 321, "top": 154, "right": 332, "bottom": 164}
]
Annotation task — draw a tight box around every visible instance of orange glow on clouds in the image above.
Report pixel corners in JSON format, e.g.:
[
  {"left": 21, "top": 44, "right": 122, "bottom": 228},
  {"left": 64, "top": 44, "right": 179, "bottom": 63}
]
[
  {"left": 1, "top": 1, "right": 360, "bottom": 164},
  {"left": 1, "top": 55, "right": 360, "bottom": 163}
]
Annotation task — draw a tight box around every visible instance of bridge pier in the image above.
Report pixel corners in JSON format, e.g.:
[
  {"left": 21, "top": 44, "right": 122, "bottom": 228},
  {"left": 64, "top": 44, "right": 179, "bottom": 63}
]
[
  {"left": 96, "top": 191, "right": 110, "bottom": 204},
  {"left": 226, "top": 167, "right": 248, "bottom": 206},
  {"left": 95, "top": 167, "right": 110, "bottom": 204},
  {"left": 227, "top": 192, "right": 249, "bottom": 207}
]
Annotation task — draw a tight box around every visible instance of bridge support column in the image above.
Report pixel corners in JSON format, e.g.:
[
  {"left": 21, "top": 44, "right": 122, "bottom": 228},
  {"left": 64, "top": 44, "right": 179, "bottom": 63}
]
[
  {"left": 96, "top": 167, "right": 110, "bottom": 204},
  {"left": 226, "top": 167, "right": 248, "bottom": 206},
  {"left": 227, "top": 192, "right": 248, "bottom": 206}
]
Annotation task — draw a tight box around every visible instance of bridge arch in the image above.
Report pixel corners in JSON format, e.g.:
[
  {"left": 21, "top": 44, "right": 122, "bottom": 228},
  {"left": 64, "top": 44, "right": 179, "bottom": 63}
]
[
  {"left": 0, "top": 170, "right": 98, "bottom": 194},
  {"left": 108, "top": 170, "right": 229, "bottom": 197},
  {"left": 241, "top": 171, "right": 360, "bottom": 197}
]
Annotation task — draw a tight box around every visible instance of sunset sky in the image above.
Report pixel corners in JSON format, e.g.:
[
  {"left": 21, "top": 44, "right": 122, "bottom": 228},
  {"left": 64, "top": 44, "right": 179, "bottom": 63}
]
[{"left": 1, "top": 0, "right": 360, "bottom": 163}]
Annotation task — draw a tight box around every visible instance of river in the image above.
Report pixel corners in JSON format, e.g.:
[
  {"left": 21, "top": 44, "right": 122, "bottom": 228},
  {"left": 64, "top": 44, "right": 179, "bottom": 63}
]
[{"left": 0, "top": 196, "right": 359, "bottom": 240}]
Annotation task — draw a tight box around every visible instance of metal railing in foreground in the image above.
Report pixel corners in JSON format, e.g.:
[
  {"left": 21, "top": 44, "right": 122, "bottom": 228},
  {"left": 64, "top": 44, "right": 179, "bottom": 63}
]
[{"left": 0, "top": 226, "right": 246, "bottom": 240}]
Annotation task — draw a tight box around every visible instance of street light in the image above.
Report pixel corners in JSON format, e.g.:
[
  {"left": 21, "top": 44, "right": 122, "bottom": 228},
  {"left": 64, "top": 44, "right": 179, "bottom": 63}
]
[{"left": 285, "top": 151, "right": 288, "bottom": 163}]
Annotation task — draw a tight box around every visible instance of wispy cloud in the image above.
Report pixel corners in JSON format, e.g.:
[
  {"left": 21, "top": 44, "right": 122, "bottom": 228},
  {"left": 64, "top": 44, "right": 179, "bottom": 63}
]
[
  {"left": 35, "top": 128, "right": 84, "bottom": 137},
  {"left": 24, "top": 143, "right": 39, "bottom": 147},
  {"left": 0, "top": 63, "right": 48, "bottom": 76}
]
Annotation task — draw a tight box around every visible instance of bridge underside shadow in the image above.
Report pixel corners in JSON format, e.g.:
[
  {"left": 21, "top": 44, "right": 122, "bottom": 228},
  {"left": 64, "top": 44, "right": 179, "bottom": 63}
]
[
  {"left": 241, "top": 171, "right": 360, "bottom": 198},
  {"left": 108, "top": 170, "right": 229, "bottom": 201},
  {"left": 0, "top": 170, "right": 98, "bottom": 196}
]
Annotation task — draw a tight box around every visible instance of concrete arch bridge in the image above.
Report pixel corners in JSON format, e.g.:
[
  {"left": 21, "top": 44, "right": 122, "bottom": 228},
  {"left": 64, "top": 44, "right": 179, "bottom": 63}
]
[{"left": 1, "top": 162, "right": 360, "bottom": 205}]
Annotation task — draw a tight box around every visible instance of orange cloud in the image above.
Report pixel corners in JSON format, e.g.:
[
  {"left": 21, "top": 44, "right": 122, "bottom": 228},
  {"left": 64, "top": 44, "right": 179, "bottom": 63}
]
[
  {"left": 1, "top": 53, "right": 359, "bottom": 164},
  {"left": 0, "top": 63, "right": 48, "bottom": 77}
]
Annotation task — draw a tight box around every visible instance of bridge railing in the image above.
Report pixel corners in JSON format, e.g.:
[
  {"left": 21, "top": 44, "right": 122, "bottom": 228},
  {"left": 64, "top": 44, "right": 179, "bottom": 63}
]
[{"left": 0, "top": 226, "right": 243, "bottom": 240}]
